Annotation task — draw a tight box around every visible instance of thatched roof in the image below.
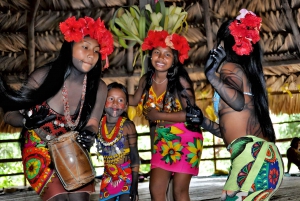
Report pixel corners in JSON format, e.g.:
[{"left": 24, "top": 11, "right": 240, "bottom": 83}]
[{"left": 0, "top": 0, "right": 300, "bottom": 132}]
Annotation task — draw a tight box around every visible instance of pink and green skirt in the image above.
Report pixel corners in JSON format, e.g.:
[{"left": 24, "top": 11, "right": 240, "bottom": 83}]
[{"left": 151, "top": 122, "right": 203, "bottom": 176}]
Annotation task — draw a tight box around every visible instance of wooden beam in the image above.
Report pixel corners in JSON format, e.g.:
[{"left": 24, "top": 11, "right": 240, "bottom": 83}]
[{"left": 262, "top": 59, "right": 300, "bottom": 67}]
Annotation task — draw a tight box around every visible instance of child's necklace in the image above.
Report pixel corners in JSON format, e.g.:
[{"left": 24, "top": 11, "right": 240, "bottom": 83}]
[{"left": 101, "top": 115, "right": 123, "bottom": 143}]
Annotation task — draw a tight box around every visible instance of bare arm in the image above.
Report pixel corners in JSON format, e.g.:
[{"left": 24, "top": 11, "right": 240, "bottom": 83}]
[
  {"left": 4, "top": 111, "right": 23, "bottom": 127},
  {"left": 4, "top": 66, "right": 50, "bottom": 128},
  {"left": 201, "top": 116, "right": 222, "bottom": 138},
  {"left": 84, "top": 80, "right": 107, "bottom": 133},
  {"left": 210, "top": 63, "right": 245, "bottom": 111},
  {"left": 124, "top": 120, "right": 139, "bottom": 172},
  {"left": 129, "top": 75, "right": 147, "bottom": 106},
  {"left": 124, "top": 120, "right": 139, "bottom": 200},
  {"left": 205, "top": 47, "right": 245, "bottom": 111}
]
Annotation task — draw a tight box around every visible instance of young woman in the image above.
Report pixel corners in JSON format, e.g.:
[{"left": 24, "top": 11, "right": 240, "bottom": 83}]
[
  {"left": 97, "top": 82, "right": 139, "bottom": 201},
  {"left": 129, "top": 30, "right": 203, "bottom": 201},
  {"left": 1, "top": 16, "right": 114, "bottom": 201},
  {"left": 190, "top": 9, "right": 284, "bottom": 200}
]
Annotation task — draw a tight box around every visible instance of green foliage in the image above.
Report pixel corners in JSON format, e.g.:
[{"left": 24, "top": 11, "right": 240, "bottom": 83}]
[{"left": 0, "top": 133, "right": 24, "bottom": 188}]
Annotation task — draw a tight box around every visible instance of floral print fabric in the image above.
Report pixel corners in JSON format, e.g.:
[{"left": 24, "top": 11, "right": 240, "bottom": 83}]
[
  {"left": 222, "top": 135, "right": 283, "bottom": 200},
  {"left": 151, "top": 123, "right": 203, "bottom": 176}
]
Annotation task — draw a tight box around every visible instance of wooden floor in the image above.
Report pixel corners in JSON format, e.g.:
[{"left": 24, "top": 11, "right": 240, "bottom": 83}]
[{"left": 1, "top": 174, "right": 300, "bottom": 200}]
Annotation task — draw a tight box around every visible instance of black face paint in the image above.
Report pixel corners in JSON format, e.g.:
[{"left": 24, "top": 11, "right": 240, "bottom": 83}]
[
  {"left": 72, "top": 57, "right": 83, "bottom": 70},
  {"left": 105, "top": 107, "right": 124, "bottom": 118}
]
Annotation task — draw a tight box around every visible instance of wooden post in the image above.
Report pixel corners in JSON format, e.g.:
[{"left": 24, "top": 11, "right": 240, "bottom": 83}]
[
  {"left": 26, "top": 0, "right": 40, "bottom": 74},
  {"left": 202, "top": 0, "right": 214, "bottom": 51}
]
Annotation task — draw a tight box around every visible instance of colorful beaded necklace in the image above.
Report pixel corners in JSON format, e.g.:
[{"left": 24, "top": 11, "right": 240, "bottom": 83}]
[
  {"left": 62, "top": 74, "right": 87, "bottom": 130},
  {"left": 99, "top": 115, "right": 126, "bottom": 146}
]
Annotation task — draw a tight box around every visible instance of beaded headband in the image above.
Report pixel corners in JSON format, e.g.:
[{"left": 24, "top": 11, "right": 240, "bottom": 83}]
[
  {"left": 59, "top": 16, "right": 114, "bottom": 68},
  {"left": 229, "top": 9, "right": 262, "bottom": 56}
]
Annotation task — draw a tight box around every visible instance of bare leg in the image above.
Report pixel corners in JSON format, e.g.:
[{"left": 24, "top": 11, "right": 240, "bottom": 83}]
[
  {"left": 119, "top": 194, "right": 131, "bottom": 201},
  {"left": 149, "top": 168, "right": 172, "bottom": 201},
  {"left": 47, "top": 193, "right": 69, "bottom": 201},
  {"left": 69, "top": 192, "right": 90, "bottom": 201},
  {"left": 173, "top": 173, "right": 192, "bottom": 201}
]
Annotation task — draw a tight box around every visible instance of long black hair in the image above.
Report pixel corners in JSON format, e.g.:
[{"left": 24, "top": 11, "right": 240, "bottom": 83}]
[
  {"left": 217, "top": 19, "right": 276, "bottom": 142},
  {"left": 0, "top": 40, "right": 102, "bottom": 130},
  {"left": 106, "top": 82, "right": 129, "bottom": 118},
  {"left": 143, "top": 49, "right": 194, "bottom": 111}
]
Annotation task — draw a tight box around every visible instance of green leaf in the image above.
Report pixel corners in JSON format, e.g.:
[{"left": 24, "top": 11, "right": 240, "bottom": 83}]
[{"left": 156, "top": 0, "right": 166, "bottom": 27}]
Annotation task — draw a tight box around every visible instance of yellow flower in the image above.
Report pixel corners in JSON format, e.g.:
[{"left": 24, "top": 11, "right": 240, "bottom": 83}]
[
  {"left": 26, "top": 159, "right": 41, "bottom": 179},
  {"left": 161, "top": 141, "right": 183, "bottom": 164},
  {"left": 186, "top": 138, "right": 203, "bottom": 167}
]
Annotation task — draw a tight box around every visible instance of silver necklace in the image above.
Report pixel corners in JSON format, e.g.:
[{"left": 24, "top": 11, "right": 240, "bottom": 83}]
[{"left": 152, "top": 77, "right": 167, "bottom": 84}]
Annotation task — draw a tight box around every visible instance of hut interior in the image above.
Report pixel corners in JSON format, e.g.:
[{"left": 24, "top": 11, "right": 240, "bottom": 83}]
[{"left": 0, "top": 0, "right": 300, "bottom": 133}]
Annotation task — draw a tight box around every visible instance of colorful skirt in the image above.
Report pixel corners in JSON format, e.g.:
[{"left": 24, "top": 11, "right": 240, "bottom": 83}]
[
  {"left": 151, "top": 122, "right": 203, "bottom": 176},
  {"left": 100, "top": 161, "right": 132, "bottom": 200},
  {"left": 222, "top": 135, "right": 283, "bottom": 201}
]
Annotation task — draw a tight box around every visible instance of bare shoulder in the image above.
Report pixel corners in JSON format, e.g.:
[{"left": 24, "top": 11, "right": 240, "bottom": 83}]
[
  {"left": 123, "top": 119, "right": 137, "bottom": 135},
  {"left": 98, "top": 79, "right": 107, "bottom": 90},
  {"left": 27, "top": 65, "right": 51, "bottom": 88},
  {"left": 139, "top": 74, "right": 147, "bottom": 87},
  {"left": 221, "top": 62, "right": 244, "bottom": 74},
  {"left": 179, "top": 76, "right": 192, "bottom": 88}
]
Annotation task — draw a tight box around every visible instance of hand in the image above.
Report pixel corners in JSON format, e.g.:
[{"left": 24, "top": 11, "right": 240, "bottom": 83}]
[
  {"left": 143, "top": 107, "right": 160, "bottom": 122},
  {"left": 204, "top": 45, "right": 226, "bottom": 80},
  {"left": 185, "top": 98, "right": 203, "bottom": 124},
  {"left": 23, "top": 106, "right": 56, "bottom": 129},
  {"left": 76, "top": 130, "right": 96, "bottom": 151},
  {"left": 130, "top": 171, "right": 139, "bottom": 201}
]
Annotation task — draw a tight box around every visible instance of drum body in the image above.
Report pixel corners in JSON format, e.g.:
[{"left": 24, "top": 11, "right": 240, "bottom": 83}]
[{"left": 48, "top": 131, "right": 96, "bottom": 191}]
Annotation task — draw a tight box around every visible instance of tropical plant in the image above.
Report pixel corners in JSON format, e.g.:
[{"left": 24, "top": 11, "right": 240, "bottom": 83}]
[{"left": 109, "top": 0, "right": 188, "bottom": 75}]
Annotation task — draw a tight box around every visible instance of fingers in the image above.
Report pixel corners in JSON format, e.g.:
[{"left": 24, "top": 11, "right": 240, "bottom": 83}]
[
  {"left": 186, "top": 98, "right": 192, "bottom": 106},
  {"left": 43, "top": 114, "right": 56, "bottom": 122}
]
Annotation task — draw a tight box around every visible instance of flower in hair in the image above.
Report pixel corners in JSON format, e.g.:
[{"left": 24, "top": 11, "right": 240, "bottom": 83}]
[
  {"left": 229, "top": 9, "right": 262, "bottom": 56},
  {"left": 59, "top": 16, "right": 114, "bottom": 68},
  {"left": 142, "top": 30, "right": 190, "bottom": 63}
]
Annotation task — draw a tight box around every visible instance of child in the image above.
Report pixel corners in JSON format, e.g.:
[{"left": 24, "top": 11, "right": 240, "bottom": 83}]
[{"left": 97, "top": 82, "right": 139, "bottom": 201}]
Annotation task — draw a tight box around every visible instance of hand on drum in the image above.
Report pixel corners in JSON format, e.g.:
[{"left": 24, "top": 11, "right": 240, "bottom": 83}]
[{"left": 76, "top": 130, "right": 96, "bottom": 151}]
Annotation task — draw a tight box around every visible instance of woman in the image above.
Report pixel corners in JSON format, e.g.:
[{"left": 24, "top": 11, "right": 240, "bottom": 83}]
[
  {"left": 190, "top": 9, "right": 284, "bottom": 200},
  {"left": 1, "top": 16, "right": 114, "bottom": 201},
  {"left": 129, "top": 30, "right": 203, "bottom": 201},
  {"left": 286, "top": 137, "right": 300, "bottom": 173}
]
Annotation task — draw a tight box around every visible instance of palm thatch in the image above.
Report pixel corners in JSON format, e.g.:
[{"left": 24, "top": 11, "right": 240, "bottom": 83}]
[{"left": 0, "top": 0, "right": 300, "bottom": 132}]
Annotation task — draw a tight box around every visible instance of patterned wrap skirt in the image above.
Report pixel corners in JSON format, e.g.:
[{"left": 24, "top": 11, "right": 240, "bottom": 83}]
[
  {"left": 100, "top": 161, "right": 132, "bottom": 200},
  {"left": 151, "top": 122, "right": 203, "bottom": 176},
  {"left": 222, "top": 135, "right": 284, "bottom": 201}
]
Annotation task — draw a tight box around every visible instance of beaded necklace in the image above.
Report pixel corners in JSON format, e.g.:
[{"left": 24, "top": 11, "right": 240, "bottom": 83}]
[
  {"left": 62, "top": 74, "right": 87, "bottom": 130},
  {"left": 99, "top": 116, "right": 126, "bottom": 146}
]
